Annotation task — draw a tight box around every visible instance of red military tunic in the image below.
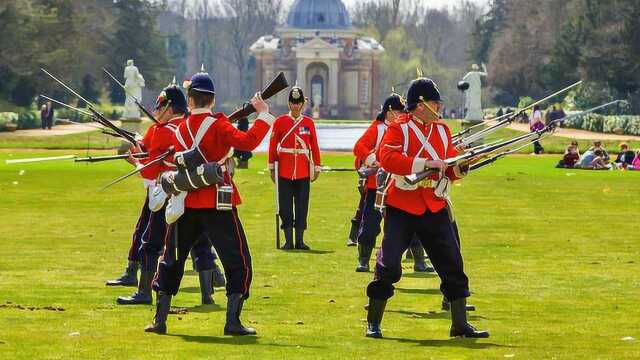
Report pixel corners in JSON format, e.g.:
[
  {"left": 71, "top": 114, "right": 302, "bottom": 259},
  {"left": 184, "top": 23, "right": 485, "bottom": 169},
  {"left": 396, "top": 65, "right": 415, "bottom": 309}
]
[
  {"left": 268, "top": 113, "right": 321, "bottom": 180},
  {"left": 379, "top": 114, "right": 466, "bottom": 215},
  {"left": 353, "top": 120, "right": 387, "bottom": 190},
  {"left": 139, "top": 116, "right": 184, "bottom": 181},
  {"left": 172, "top": 108, "right": 273, "bottom": 209}
]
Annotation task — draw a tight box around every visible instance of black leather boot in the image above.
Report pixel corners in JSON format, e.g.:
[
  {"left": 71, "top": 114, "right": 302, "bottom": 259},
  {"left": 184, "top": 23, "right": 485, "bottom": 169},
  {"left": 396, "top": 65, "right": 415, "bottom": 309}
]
[
  {"left": 199, "top": 270, "right": 214, "bottom": 305},
  {"left": 282, "top": 227, "right": 294, "bottom": 250},
  {"left": 295, "top": 229, "right": 310, "bottom": 250},
  {"left": 224, "top": 293, "right": 257, "bottom": 336},
  {"left": 449, "top": 298, "right": 489, "bottom": 338},
  {"left": 106, "top": 261, "right": 138, "bottom": 287},
  {"left": 117, "top": 270, "right": 153, "bottom": 305},
  {"left": 411, "top": 243, "right": 435, "bottom": 272},
  {"left": 442, "top": 296, "right": 475, "bottom": 311},
  {"left": 144, "top": 291, "right": 171, "bottom": 334},
  {"left": 366, "top": 298, "right": 387, "bottom": 338},
  {"left": 347, "top": 219, "right": 360, "bottom": 246},
  {"left": 212, "top": 262, "right": 226, "bottom": 288},
  {"left": 356, "top": 244, "right": 373, "bottom": 272}
]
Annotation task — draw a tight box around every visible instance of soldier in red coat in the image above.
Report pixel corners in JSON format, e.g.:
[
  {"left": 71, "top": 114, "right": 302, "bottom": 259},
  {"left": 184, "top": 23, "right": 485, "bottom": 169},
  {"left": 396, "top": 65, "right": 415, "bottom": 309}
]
[
  {"left": 268, "top": 86, "right": 321, "bottom": 250},
  {"left": 146, "top": 71, "right": 274, "bottom": 335},
  {"left": 352, "top": 93, "right": 403, "bottom": 272},
  {"left": 365, "top": 77, "right": 489, "bottom": 339},
  {"left": 114, "top": 84, "right": 222, "bottom": 306}
]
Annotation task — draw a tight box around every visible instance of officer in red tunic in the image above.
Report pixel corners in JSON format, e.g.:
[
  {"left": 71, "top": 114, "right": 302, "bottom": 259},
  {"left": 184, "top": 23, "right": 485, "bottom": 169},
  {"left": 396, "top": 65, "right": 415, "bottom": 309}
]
[
  {"left": 145, "top": 70, "right": 274, "bottom": 335},
  {"left": 268, "top": 86, "right": 321, "bottom": 250},
  {"left": 365, "top": 77, "right": 489, "bottom": 339}
]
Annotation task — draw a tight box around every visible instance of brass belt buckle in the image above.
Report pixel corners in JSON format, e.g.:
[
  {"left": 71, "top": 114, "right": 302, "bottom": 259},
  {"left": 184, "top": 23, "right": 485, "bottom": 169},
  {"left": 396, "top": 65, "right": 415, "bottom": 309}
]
[{"left": 418, "top": 179, "right": 433, "bottom": 189}]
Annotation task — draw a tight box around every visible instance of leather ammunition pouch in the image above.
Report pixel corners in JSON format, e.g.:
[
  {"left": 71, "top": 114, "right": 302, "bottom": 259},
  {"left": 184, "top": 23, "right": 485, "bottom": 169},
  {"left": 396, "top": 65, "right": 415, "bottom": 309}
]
[{"left": 174, "top": 148, "right": 207, "bottom": 171}]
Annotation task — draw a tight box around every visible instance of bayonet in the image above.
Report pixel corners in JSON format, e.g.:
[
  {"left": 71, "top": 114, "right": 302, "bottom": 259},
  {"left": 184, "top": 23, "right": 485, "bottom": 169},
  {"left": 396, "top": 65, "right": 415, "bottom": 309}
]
[
  {"left": 41, "top": 68, "right": 139, "bottom": 145},
  {"left": 100, "top": 148, "right": 174, "bottom": 190}
]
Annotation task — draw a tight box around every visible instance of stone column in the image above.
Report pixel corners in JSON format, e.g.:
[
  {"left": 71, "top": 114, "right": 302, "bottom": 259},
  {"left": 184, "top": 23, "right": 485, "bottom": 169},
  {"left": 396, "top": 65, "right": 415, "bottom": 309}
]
[
  {"left": 328, "top": 59, "right": 339, "bottom": 117},
  {"left": 296, "top": 60, "right": 307, "bottom": 93}
]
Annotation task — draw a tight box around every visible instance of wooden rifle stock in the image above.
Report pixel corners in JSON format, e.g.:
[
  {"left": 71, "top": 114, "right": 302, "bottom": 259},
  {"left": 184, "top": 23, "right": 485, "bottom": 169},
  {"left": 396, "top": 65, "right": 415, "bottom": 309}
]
[{"left": 228, "top": 72, "right": 289, "bottom": 122}]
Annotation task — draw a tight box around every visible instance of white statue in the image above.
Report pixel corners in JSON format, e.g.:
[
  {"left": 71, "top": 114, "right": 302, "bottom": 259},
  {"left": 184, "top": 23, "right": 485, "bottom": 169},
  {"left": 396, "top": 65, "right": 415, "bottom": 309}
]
[
  {"left": 123, "top": 59, "right": 145, "bottom": 119},
  {"left": 462, "top": 63, "right": 487, "bottom": 122}
]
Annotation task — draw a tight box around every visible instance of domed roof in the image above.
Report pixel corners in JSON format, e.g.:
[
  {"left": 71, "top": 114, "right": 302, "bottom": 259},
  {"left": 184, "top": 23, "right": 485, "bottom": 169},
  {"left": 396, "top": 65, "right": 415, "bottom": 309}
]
[{"left": 286, "top": 0, "right": 352, "bottom": 29}]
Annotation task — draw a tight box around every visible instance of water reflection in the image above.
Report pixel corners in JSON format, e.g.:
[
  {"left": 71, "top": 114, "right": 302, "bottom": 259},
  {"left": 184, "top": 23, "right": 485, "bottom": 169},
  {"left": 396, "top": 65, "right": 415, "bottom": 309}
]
[{"left": 254, "top": 124, "right": 368, "bottom": 152}]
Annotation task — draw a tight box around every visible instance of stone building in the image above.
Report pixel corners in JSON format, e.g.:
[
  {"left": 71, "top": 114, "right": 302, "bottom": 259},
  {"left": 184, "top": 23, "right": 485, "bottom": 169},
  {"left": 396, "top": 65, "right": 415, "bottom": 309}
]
[{"left": 250, "top": 0, "right": 385, "bottom": 119}]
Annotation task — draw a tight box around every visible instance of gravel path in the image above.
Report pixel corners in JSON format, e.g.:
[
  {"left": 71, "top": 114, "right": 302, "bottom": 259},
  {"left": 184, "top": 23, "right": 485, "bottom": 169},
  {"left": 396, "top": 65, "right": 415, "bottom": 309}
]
[
  {"left": 0, "top": 122, "right": 118, "bottom": 137},
  {"left": 487, "top": 120, "right": 640, "bottom": 141}
]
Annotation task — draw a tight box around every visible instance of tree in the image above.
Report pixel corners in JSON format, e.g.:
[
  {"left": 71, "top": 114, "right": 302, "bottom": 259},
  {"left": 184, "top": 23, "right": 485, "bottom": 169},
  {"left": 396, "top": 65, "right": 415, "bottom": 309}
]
[
  {"left": 106, "top": 0, "right": 171, "bottom": 103},
  {"left": 219, "top": 0, "right": 282, "bottom": 98}
]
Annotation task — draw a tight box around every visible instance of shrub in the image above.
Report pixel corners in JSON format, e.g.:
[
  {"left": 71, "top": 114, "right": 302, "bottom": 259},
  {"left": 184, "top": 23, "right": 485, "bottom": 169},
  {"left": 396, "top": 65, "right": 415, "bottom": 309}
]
[
  {"left": 17, "top": 111, "right": 39, "bottom": 130},
  {"left": 0, "top": 112, "right": 19, "bottom": 131},
  {"left": 563, "top": 112, "right": 640, "bottom": 136}
]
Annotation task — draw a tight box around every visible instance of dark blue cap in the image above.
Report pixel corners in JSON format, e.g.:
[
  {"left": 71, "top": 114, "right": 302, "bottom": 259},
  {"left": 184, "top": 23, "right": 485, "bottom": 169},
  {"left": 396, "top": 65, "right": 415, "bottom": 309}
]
[
  {"left": 405, "top": 78, "right": 442, "bottom": 111},
  {"left": 155, "top": 85, "right": 187, "bottom": 114},
  {"left": 376, "top": 93, "right": 405, "bottom": 121},
  {"left": 188, "top": 72, "right": 215, "bottom": 95}
]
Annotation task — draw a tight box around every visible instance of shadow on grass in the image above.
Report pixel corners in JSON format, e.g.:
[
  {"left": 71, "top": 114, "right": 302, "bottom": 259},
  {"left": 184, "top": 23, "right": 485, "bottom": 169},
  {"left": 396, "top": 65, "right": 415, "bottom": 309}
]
[
  {"left": 279, "top": 249, "right": 335, "bottom": 255},
  {"left": 166, "top": 333, "right": 323, "bottom": 348},
  {"left": 402, "top": 272, "right": 438, "bottom": 279},
  {"left": 387, "top": 309, "right": 487, "bottom": 321},
  {"left": 383, "top": 336, "right": 508, "bottom": 349},
  {"left": 187, "top": 303, "right": 224, "bottom": 313},
  {"left": 395, "top": 287, "right": 441, "bottom": 295},
  {"left": 180, "top": 286, "right": 227, "bottom": 294}
]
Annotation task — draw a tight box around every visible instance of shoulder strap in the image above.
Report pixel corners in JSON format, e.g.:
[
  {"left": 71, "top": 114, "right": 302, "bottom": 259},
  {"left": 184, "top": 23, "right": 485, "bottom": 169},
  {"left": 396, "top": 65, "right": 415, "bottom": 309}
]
[
  {"left": 375, "top": 123, "right": 386, "bottom": 150},
  {"left": 277, "top": 116, "right": 306, "bottom": 151},
  {"left": 407, "top": 120, "right": 439, "bottom": 160},
  {"left": 435, "top": 124, "right": 448, "bottom": 155},
  {"left": 282, "top": 117, "right": 306, "bottom": 143},
  {"left": 192, "top": 116, "right": 216, "bottom": 149},
  {"left": 400, "top": 123, "right": 409, "bottom": 155},
  {"left": 174, "top": 126, "right": 188, "bottom": 150}
]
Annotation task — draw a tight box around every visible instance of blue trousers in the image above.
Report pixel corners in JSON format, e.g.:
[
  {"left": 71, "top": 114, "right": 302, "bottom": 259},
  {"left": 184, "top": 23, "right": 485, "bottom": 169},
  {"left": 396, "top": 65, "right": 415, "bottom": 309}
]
[{"left": 367, "top": 206, "right": 470, "bottom": 302}]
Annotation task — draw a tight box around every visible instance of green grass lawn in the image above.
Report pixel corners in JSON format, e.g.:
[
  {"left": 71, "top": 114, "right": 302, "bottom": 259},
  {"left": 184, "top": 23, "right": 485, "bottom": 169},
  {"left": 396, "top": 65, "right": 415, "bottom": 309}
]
[
  {"left": 2, "top": 120, "right": 638, "bottom": 154},
  {"left": 0, "top": 150, "right": 639, "bottom": 359}
]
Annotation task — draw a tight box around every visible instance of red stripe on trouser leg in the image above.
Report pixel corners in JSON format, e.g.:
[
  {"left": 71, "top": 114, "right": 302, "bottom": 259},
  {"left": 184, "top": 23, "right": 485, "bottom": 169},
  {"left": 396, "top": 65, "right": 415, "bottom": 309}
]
[{"left": 230, "top": 210, "right": 250, "bottom": 296}]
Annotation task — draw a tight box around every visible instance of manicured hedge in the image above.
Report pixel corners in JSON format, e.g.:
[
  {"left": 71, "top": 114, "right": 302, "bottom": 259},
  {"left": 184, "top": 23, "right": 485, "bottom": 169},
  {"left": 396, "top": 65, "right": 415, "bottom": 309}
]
[{"left": 563, "top": 113, "right": 640, "bottom": 136}]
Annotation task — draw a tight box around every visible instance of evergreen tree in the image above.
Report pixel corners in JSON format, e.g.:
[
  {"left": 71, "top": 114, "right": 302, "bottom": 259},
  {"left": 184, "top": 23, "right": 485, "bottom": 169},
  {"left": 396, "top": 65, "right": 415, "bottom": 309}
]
[{"left": 106, "top": 0, "right": 171, "bottom": 103}]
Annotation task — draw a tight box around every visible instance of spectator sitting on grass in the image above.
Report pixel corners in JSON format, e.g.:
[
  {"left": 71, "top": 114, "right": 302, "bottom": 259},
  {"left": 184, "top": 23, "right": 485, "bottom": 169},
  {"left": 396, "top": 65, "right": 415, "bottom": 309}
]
[
  {"left": 590, "top": 149, "right": 611, "bottom": 170},
  {"left": 576, "top": 148, "right": 595, "bottom": 168},
  {"left": 556, "top": 145, "right": 580, "bottom": 168},
  {"left": 614, "top": 143, "right": 636, "bottom": 169},
  {"left": 628, "top": 150, "right": 640, "bottom": 171},
  {"left": 589, "top": 141, "right": 610, "bottom": 162},
  {"left": 570, "top": 140, "right": 580, "bottom": 156}
]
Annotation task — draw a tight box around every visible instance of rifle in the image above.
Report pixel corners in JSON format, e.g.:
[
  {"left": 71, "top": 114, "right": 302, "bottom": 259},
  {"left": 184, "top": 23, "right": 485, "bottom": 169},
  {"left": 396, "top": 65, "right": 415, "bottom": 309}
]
[
  {"left": 39, "top": 95, "right": 129, "bottom": 140},
  {"left": 468, "top": 99, "right": 627, "bottom": 171},
  {"left": 274, "top": 161, "right": 281, "bottom": 249},
  {"left": 75, "top": 153, "right": 149, "bottom": 163},
  {"left": 5, "top": 155, "right": 77, "bottom": 165},
  {"left": 452, "top": 80, "right": 583, "bottom": 146},
  {"left": 103, "top": 67, "right": 158, "bottom": 123},
  {"left": 227, "top": 72, "right": 289, "bottom": 122},
  {"left": 41, "top": 68, "right": 140, "bottom": 146},
  {"left": 100, "top": 148, "right": 175, "bottom": 190}
]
